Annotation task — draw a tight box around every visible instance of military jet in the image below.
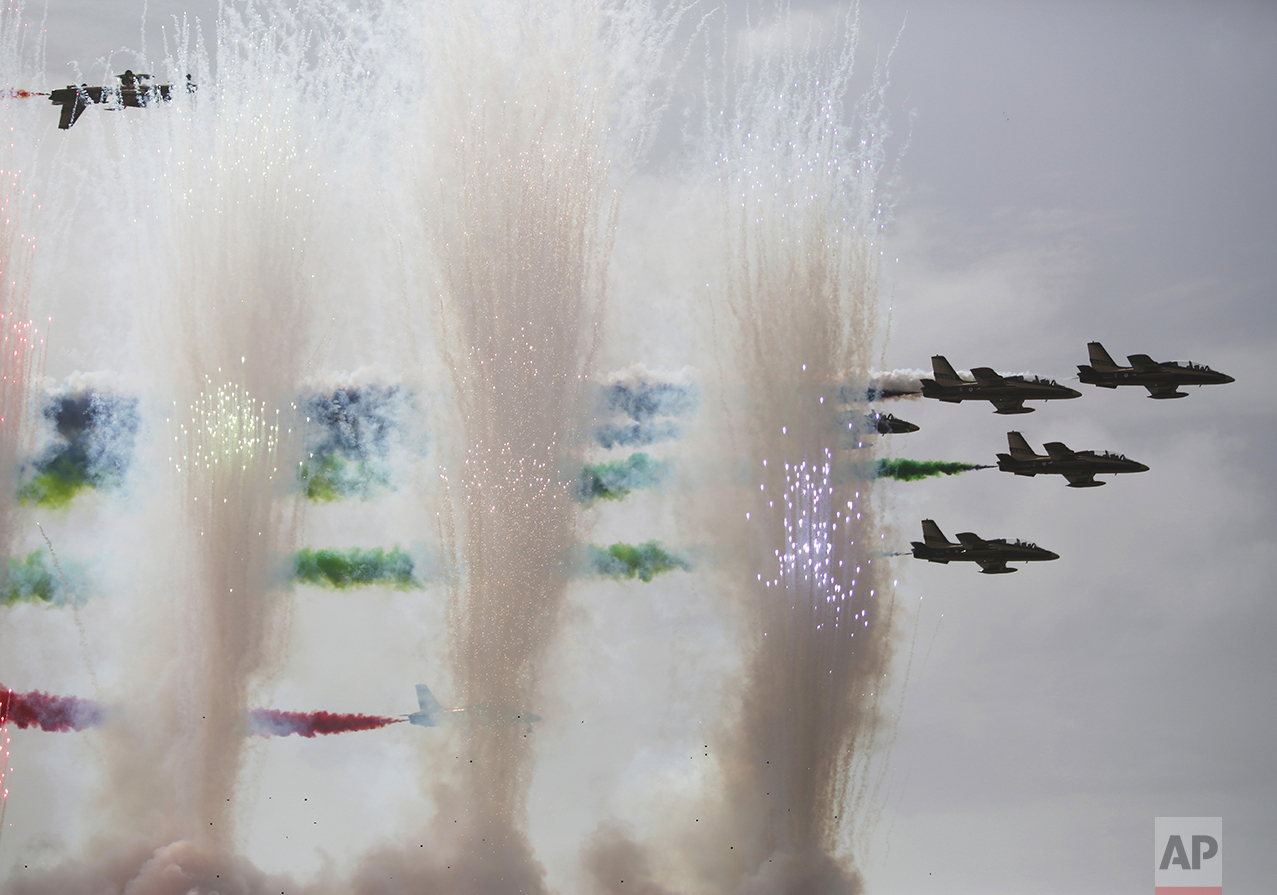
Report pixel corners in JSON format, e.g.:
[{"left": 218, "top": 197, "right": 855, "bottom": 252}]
[
  {"left": 910, "top": 519, "right": 1059, "bottom": 574},
  {"left": 407, "top": 685, "right": 541, "bottom": 734},
  {"left": 49, "top": 70, "right": 191, "bottom": 129},
  {"left": 868, "top": 411, "right": 920, "bottom": 434},
  {"left": 920, "top": 356, "right": 1082, "bottom": 414},
  {"left": 996, "top": 431, "right": 1149, "bottom": 487},
  {"left": 1077, "top": 342, "right": 1234, "bottom": 399}
]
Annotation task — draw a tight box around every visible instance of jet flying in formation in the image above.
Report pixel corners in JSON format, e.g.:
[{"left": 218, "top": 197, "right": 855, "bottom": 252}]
[
  {"left": 910, "top": 519, "right": 1059, "bottom": 574},
  {"left": 996, "top": 431, "right": 1149, "bottom": 487},
  {"left": 49, "top": 70, "right": 191, "bottom": 129},
  {"left": 407, "top": 685, "right": 541, "bottom": 734},
  {"left": 868, "top": 411, "right": 919, "bottom": 434},
  {"left": 920, "top": 356, "right": 1082, "bottom": 414},
  {"left": 1077, "top": 342, "right": 1234, "bottom": 399}
]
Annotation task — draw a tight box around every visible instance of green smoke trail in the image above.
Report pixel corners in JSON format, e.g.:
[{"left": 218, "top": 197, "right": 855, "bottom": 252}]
[
  {"left": 876, "top": 459, "right": 993, "bottom": 481},
  {"left": 299, "top": 454, "right": 391, "bottom": 502},
  {"left": 293, "top": 546, "right": 419, "bottom": 590},
  {"left": 578, "top": 452, "right": 669, "bottom": 505},
  {"left": 2, "top": 550, "right": 84, "bottom": 606},
  {"left": 588, "top": 541, "right": 691, "bottom": 582},
  {"left": 18, "top": 456, "right": 92, "bottom": 509}
]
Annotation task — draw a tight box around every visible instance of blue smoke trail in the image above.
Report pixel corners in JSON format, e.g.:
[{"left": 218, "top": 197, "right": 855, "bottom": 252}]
[
  {"left": 19, "top": 391, "right": 139, "bottom": 508},
  {"left": 299, "top": 385, "right": 406, "bottom": 500}
]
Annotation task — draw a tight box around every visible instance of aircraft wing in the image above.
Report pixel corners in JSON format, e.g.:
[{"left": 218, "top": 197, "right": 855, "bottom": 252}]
[
  {"left": 976, "top": 559, "right": 1015, "bottom": 574},
  {"left": 1145, "top": 383, "right": 1185, "bottom": 398},
  {"left": 969, "top": 367, "right": 1005, "bottom": 387},
  {"left": 1064, "top": 472, "right": 1100, "bottom": 487},
  {"left": 991, "top": 397, "right": 1029, "bottom": 414},
  {"left": 1042, "top": 442, "right": 1075, "bottom": 461},
  {"left": 1127, "top": 354, "right": 1161, "bottom": 373},
  {"left": 955, "top": 532, "right": 988, "bottom": 549}
]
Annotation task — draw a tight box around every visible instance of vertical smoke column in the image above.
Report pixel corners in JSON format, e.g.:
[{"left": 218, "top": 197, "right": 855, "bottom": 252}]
[
  {"left": 0, "top": 1, "right": 44, "bottom": 565},
  {"left": 105, "top": 4, "right": 317, "bottom": 854},
  {"left": 704, "top": 11, "right": 896, "bottom": 892},
  {"left": 408, "top": 2, "right": 676, "bottom": 888}
]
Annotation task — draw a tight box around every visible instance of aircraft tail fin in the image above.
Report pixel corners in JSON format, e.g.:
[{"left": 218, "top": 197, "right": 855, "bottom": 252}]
[
  {"left": 920, "top": 519, "right": 950, "bottom": 547},
  {"left": 1087, "top": 342, "right": 1119, "bottom": 370},
  {"left": 1006, "top": 431, "right": 1036, "bottom": 458},
  {"left": 930, "top": 356, "right": 964, "bottom": 386},
  {"left": 415, "top": 685, "right": 444, "bottom": 723}
]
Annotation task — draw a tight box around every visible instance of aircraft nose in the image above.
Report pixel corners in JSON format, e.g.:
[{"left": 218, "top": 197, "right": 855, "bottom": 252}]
[
  {"left": 1221, "top": 374, "right": 1235, "bottom": 383},
  {"left": 1044, "top": 550, "right": 1060, "bottom": 561},
  {"left": 1065, "top": 387, "right": 1083, "bottom": 398},
  {"left": 1134, "top": 462, "right": 1150, "bottom": 472}
]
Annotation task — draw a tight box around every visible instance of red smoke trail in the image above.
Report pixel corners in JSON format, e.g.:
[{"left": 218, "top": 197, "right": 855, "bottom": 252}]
[
  {"left": 247, "top": 709, "right": 404, "bottom": 738},
  {"left": 0, "top": 686, "right": 104, "bottom": 732}
]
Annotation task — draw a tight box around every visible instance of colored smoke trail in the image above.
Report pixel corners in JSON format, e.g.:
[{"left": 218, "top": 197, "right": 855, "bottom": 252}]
[
  {"left": 19, "top": 388, "right": 140, "bottom": 508},
  {"left": 0, "top": 687, "right": 103, "bottom": 733},
  {"left": 875, "top": 459, "right": 994, "bottom": 481},
  {"left": 0, "top": 689, "right": 9, "bottom": 844},
  {"left": 578, "top": 452, "right": 669, "bottom": 504},
  {"left": 247, "top": 709, "right": 404, "bottom": 738},
  {"left": 587, "top": 541, "right": 691, "bottom": 582},
  {"left": 300, "top": 384, "right": 405, "bottom": 501},
  {"left": 293, "top": 546, "right": 419, "bottom": 590}
]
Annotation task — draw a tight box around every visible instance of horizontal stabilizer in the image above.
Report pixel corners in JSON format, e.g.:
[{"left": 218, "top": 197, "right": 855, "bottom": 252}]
[{"left": 969, "top": 367, "right": 1004, "bottom": 387}]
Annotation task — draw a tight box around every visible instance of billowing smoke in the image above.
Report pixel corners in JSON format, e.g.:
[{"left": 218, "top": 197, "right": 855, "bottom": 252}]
[
  {"left": 875, "top": 459, "right": 993, "bottom": 481},
  {"left": 864, "top": 369, "right": 925, "bottom": 399},
  {"left": 246, "top": 709, "right": 404, "bottom": 738},
  {"left": 0, "top": 686, "right": 404, "bottom": 741},
  {"left": 586, "top": 541, "right": 692, "bottom": 582},
  {"left": 1, "top": 548, "right": 86, "bottom": 606},
  {"left": 300, "top": 382, "right": 406, "bottom": 501},
  {"left": 18, "top": 385, "right": 139, "bottom": 508},
  {"left": 293, "top": 546, "right": 420, "bottom": 590},
  {"left": 595, "top": 368, "right": 699, "bottom": 448},
  {"left": 664, "top": 5, "right": 902, "bottom": 891},
  {"left": 0, "top": 687, "right": 103, "bottom": 732},
  {"left": 578, "top": 453, "right": 670, "bottom": 504}
]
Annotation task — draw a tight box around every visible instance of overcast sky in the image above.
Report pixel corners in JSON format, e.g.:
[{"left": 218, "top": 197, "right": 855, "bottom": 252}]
[{"left": 5, "top": 2, "right": 1276, "bottom": 894}]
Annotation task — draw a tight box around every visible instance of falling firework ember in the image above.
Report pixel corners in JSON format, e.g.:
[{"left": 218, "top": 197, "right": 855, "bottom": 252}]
[{"left": 0, "top": 688, "right": 11, "bottom": 844}]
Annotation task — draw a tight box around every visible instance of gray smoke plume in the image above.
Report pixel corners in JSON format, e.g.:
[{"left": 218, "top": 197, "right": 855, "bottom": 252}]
[{"left": 676, "top": 7, "right": 902, "bottom": 892}]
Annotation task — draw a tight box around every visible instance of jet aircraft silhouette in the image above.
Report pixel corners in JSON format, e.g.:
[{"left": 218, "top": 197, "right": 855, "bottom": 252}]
[
  {"left": 407, "top": 685, "right": 541, "bottom": 734},
  {"left": 920, "top": 356, "right": 1081, "bottom": 414},
  {"left": 910, "top": 519, "right": 1059, "bottom": 574},
  {"left": 1077, "top": 342, "right": 1234, "bottom": 399},
  {"left": 868, "top": 411, "right": 919, "bottom": 434},
  {"left": 49, "top": 70, "right": 191, "bottom": 129},
  {"left": 996, "top": 431, "right": 1149, "bottom": 487}
]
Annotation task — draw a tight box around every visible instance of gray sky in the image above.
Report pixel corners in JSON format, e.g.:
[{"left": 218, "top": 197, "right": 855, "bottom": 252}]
[{"left": 6, "top": 1, "right": 1276, "bottom": 894}]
